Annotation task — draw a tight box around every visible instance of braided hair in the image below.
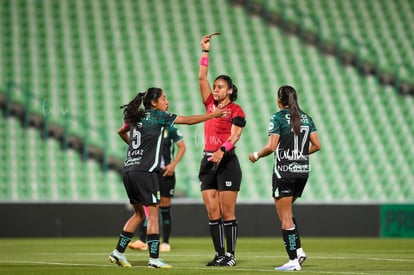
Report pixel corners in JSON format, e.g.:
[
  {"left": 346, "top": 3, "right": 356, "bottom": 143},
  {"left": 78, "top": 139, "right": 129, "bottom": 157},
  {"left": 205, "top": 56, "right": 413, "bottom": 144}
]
[
  {"left": 277, "top": 85, "right": 301, "bottom": 135},
  {"left": 120, "top": 87, "right": 163, "bottom": 126}
]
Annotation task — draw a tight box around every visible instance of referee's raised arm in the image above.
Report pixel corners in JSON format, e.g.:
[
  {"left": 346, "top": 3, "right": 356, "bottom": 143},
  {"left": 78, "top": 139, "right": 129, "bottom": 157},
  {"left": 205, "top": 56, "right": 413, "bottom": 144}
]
[{"left": 199, "top": 35, "right": 212, "bottom": 104}]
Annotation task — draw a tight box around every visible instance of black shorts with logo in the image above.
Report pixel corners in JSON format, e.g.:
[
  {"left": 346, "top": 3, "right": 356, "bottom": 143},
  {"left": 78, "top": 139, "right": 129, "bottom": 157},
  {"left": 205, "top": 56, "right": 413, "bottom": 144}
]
[
  {"left": 122, "top": 170, "right": 160, "bottom": 205},
  {"left": 199, "top": 150, "right": 242, "bottom": 192},
  {"left": 158, "top": 173, "right": 176, "bottom": 198},
  {"left": 272, "top": 173, "right": 308, "bottom": 198}
]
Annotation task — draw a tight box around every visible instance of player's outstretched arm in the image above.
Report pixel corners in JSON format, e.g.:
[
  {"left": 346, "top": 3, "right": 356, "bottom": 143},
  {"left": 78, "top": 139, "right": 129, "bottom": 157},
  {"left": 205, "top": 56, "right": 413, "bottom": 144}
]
[{"left": 175, "top": 108, "right": 228, "bottom": 125}]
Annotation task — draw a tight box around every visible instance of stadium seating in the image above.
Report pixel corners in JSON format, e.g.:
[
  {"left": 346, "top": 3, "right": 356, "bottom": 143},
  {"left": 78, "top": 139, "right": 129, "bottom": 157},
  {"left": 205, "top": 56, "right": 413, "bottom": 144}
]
[
  {"left": 0, "top": 115, "right": 126, "bottom": 201},
  {"left": 260, "top": 0, "right": 414, "bottom": 80},
  {"left": 0, "top": 0, "right": 413, "bottom": 203}
]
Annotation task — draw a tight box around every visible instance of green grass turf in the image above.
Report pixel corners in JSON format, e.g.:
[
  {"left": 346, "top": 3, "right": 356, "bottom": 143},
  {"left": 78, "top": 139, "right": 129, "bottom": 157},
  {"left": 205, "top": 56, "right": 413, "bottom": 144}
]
[{"left": 0, "top": 237, "right": 413, "bottom": 274}]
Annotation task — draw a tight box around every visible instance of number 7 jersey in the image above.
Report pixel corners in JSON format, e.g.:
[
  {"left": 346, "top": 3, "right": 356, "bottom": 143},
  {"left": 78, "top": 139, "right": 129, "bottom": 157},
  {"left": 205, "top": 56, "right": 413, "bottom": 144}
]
[{"left": 267, "top": 109, "right": 317, "bottom": 179}]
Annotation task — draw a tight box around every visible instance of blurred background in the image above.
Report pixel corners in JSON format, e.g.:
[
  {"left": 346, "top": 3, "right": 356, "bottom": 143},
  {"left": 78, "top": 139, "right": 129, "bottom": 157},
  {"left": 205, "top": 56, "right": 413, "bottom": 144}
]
[{"left": 1, "top": 0, "right": 413, "bottom": 237}]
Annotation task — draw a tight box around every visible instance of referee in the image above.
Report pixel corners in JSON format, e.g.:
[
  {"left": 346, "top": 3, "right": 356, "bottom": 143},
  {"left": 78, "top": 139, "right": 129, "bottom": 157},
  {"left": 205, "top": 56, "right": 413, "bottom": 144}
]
[{"left": 198, "top": 34, "right": 247, "bottom": 267}]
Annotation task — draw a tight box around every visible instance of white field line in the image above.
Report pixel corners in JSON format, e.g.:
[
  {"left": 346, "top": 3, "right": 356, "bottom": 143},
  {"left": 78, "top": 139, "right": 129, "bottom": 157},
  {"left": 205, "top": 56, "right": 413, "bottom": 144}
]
[
  {"left": 0, "top": 260, "right": 372, "bottom": 274},
  {"left": 13, "top": 252, "right": 414, "bottom": 263},
  {"left": 1, "top": 253, "right": 413, "bottom": 275}
]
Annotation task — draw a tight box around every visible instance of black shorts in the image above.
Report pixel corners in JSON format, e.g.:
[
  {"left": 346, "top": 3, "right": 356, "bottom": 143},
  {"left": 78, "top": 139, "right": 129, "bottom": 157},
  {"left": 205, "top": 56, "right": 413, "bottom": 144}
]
[
  {"left": 122, "top": 170, "right": 160, "bottom": 205},
  {"left": 199, "top": 151, "right": 242, "bottom": 192},
  {"left": 272, "top": 174, "right": 308, "bottom": 198},
  {"left": 158, "top": 173, "right": 176, "bottom": 198}
]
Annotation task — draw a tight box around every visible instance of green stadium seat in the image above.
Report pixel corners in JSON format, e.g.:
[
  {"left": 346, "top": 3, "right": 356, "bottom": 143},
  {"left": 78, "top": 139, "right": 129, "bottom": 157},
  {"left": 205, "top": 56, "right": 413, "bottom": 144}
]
[{"left": 1, "top": 0, "right": 413, "bottom": 203}]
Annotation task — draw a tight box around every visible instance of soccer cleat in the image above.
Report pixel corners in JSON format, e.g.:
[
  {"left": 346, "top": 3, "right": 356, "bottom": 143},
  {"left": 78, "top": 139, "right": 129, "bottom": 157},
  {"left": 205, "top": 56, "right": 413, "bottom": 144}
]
[
  {"left": 217, "top": 252, "right": 236, "bottom": 266},
  {"left": 160, "top": 243, "right": 171, "bottom": 252},
  {"left": 275, "top": 259, "right": 301, "bottom": 271},
  {"left": 297, "top": 249, "right": 307, "bottom": 265},
  {"left": 206, "top": 253, "right": 226, "bottom": 266},
  {"left": 128, "top": 240, "right": 148, "bottom": 251},
  {"left": 148, "top": 258, "right": 172, "bottom": 268},
  {"left": 108, "top": 249, "right": 132, "bottom": 268}
]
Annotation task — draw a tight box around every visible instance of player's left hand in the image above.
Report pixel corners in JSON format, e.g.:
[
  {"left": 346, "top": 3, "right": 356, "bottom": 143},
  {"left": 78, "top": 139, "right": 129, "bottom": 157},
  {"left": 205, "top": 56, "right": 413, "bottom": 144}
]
[{"left": 163, "top": 164, "right": 175, "bottom": 177}]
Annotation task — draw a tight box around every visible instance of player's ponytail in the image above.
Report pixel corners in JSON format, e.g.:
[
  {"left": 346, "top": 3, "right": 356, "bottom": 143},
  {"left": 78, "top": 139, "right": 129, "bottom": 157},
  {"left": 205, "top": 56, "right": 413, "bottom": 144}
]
[
  {"left": 120, "top": 92, "right": 146, "bottom": 126},
  {"left": 278, "top": 85, "right": 301, "bottom": 135},
  {"left": 120, "top": 87, "right": 164, "bottom": 126},
  {"left": 230, "top": 84, "right": 238, "bottom": 102}
]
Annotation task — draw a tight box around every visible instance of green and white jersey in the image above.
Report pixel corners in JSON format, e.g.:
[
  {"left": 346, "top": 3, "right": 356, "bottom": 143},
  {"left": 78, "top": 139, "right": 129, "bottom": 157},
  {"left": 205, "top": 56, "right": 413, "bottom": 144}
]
[
  {"left": 124, "top": 109, "right": 177, "bottom": 172},
  {"left": 268, "top": 109, "right": 317, "bottom": 178}
]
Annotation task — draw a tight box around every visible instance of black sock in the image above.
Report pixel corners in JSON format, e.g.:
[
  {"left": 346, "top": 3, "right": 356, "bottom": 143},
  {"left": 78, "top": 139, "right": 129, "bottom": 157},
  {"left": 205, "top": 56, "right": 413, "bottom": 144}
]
[
  {"left": 116, "top": 231, "right": 133, "bottom": 253},
  {"left": 292, "top": 217, "right": 302, "bottom": 249},
  {"left": 209, "top": 219, "right": 224, "bottom": 256},
  {"left": 147, "top": 234, "right": 160, "bottom": 259},
  {"left": 138, "top": 219, "right": 147, "bottom": 242},
  {"left": 282, "top": 229, "right": 298, "bottom": 260},
  {"left": 160, "top": 206, "right": 171, "bottom": 244},
  {"left": 223, "top": 219, "right": 238, "bottom": 256}
]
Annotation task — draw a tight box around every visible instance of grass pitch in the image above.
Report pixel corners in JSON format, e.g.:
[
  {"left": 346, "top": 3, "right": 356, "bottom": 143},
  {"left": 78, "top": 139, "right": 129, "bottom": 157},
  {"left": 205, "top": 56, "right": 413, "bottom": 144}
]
[{"left": 0, "top": 237, "right": 413, "bottom": 274}]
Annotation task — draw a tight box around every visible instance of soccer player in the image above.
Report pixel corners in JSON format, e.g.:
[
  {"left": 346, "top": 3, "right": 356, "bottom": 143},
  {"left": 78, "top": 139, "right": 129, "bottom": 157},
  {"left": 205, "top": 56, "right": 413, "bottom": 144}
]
[
  {"left": 249, "top": 85, "right": 321, "bottom": 271},
  {"left": 198, "top": 34, "right": 246, "bottom": 266},
  {"left": 109, "top": 87, "right": 227, "bottom": 268},
  {"left": 128, "top": 125, "right": 186, "bottom": 252}
]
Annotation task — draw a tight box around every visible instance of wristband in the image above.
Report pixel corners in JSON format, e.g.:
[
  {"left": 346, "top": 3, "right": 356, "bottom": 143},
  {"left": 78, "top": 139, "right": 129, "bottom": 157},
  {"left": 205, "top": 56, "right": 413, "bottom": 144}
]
[
  {"left": 221, "top": 140, "right": 234, "bottom": 152},
  {"left": 200, "top": 56, "right": 209, "bottom": 67},
  {"left": 253, "top": 152, "right": 259, "bottom": 160}
]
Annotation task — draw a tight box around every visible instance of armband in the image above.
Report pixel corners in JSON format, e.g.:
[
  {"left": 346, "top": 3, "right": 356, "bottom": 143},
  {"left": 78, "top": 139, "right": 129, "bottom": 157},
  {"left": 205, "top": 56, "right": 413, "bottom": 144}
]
[
  {"left": 221, "top": 140, "right": 234, "bottom": 152},
  {"left": 232, "top": 116, "right": 246, "bottom": 127}
]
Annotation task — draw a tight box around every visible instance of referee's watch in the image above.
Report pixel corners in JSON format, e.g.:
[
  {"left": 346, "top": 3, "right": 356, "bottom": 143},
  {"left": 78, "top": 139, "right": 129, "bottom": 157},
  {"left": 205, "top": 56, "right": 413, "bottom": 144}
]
[{"left": 220, "top": 146, "right": 226, "bottom": 153}]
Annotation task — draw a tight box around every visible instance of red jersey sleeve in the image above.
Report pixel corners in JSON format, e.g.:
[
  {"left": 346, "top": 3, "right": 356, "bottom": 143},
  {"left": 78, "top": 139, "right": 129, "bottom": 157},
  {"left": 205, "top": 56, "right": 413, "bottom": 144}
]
[{"left": 231, "top": 105, "right": 245, "bottom": 119}]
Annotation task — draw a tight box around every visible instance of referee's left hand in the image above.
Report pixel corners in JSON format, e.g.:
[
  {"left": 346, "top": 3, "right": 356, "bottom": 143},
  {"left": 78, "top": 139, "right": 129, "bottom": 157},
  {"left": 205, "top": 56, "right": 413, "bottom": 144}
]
[{"left": 208, "top": 150, "right": 225, "bottom": 164}]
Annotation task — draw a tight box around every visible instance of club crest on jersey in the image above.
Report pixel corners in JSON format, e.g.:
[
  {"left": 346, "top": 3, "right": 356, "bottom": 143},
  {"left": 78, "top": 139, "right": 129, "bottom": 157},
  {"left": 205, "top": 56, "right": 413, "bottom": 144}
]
[
  {"left": 209, "top": 104, "right": 231, "bottom": 119},
  {"left": 208, "top": 105, "right": 217, "bottom": 113},
  {"left": 268, "top": 122, "right": 274, "bottom": 131}
]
